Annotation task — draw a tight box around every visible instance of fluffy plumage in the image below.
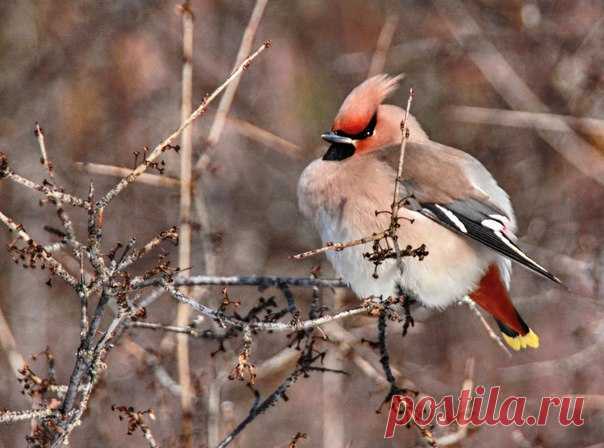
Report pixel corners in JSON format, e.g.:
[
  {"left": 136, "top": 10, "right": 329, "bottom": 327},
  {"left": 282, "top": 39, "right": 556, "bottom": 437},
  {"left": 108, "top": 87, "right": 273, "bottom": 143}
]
[
  {"left": 298, "top": 154, "right": 500, "bottom": 308},
  {"left": 298, "top": 74, "right": 559, "bottom": 350}
]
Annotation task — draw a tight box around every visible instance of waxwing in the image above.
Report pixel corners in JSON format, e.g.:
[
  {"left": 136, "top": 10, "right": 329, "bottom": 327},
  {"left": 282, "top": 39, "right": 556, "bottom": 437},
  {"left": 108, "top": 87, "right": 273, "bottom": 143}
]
[{"left": 298, "top": 74, "right": 561, "bottom": 350}]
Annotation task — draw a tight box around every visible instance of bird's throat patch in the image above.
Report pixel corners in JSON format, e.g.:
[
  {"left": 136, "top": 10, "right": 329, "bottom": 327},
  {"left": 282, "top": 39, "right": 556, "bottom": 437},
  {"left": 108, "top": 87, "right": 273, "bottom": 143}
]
[{"left": 322, "top": 143, "right": 355, "bottom": 161}]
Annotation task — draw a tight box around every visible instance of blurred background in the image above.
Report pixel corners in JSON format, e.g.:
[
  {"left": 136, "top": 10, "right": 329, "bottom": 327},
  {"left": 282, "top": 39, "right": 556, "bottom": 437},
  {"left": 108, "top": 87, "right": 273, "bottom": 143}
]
[{"left": 0, "top": 0, "right": 603, "bottom": 447}]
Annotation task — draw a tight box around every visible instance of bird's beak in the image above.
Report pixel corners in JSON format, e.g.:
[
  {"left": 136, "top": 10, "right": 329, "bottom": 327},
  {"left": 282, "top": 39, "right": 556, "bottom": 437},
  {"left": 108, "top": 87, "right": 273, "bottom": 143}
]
[{"left": 321, "top": 132, "right": 354, "bottom": 146}]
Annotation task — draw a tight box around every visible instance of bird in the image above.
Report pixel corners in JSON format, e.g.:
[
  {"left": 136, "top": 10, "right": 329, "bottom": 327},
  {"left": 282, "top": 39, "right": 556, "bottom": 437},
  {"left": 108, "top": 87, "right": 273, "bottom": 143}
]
[{"left": 297, "top": 74, "right": 561, "bottom": 351}]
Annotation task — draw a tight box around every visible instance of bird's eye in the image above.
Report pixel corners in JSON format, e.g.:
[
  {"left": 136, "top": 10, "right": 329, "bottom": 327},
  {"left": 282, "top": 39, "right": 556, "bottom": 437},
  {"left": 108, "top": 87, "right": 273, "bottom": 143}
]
[{"left": 334, "top": 111, "right": 378, "bottom": 140}]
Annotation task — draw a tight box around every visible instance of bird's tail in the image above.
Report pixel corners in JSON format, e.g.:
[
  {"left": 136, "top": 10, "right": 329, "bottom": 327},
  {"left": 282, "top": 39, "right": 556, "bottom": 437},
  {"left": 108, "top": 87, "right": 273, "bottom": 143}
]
[
  {"left": 469, "top": 264, "right": 540, "bottom": 351},
  {"left": 495, "top": 317, "right": 540, "bottom": 351}
]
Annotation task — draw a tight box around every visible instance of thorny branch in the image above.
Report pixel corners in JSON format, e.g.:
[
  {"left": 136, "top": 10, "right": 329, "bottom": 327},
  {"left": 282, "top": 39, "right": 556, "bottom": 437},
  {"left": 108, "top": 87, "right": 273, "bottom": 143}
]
[
  {"left": 0, "top": 51, "right": 419, "bottom": 448},
  {"left": 0, "top": 30, "right": 273, "bottom": 448},
  {"left": 0, "top": 207, "right": 78, "bottom": 287},
  {"left": 374, "top": 311, "right": 438, "bottom": 447},
  {"left": 171, "top": 274, "right": 347, "bottom": 289},
  {"left": 111, "top": 405, "right": 158, "bottom": 448},
  {"left": 161, "top": 280, "right": 376, "bottom": 333},
  {"left": 184, "top": 3, "right": 269, "bottom": 442},
  {"left": 215, "top": 289, "right": 348, "bottom": 448}
]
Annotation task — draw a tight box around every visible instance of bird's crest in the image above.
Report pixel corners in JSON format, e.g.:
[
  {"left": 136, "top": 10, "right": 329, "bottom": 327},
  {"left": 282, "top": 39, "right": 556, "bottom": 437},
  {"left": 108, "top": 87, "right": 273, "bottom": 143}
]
[{"left": 332, "top": 74, "right": 402, "bottom": 136}]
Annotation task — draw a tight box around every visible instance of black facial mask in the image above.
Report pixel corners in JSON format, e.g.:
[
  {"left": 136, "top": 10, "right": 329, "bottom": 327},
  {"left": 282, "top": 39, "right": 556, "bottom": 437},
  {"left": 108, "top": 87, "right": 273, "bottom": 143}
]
[
  {"left": 322, "top": 143, "right": 355, "bottom": 161},
  {"left": 334, "top": 111, "right": 378, "bottom": 140}
]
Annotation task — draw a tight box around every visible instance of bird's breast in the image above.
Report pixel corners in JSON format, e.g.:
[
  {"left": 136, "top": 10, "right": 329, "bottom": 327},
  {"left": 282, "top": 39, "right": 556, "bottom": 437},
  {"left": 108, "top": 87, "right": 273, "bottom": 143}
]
[
  {"left": 297, "top": 156, "right": 493, "bottom": 307},
  {"left": 297, "top": 157, "right": 396, "bottom": 229}
]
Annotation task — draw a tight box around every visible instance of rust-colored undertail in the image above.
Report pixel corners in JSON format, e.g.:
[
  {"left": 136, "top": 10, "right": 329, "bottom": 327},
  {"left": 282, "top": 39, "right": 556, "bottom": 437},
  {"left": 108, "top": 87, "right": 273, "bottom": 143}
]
[{"left": 470, "top": 264, "right": 539, "bottom": 351}]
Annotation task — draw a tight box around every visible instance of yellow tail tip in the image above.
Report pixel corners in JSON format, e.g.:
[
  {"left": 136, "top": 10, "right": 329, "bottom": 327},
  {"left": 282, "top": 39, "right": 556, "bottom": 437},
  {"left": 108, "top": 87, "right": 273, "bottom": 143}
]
[{"left": 502, "top": 329, "right": 540, "bottom": 351}]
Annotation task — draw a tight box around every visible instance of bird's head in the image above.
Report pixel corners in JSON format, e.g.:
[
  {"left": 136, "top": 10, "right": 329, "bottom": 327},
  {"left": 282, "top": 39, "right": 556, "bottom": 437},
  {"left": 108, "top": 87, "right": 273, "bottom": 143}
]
[{"left": 321, "top": 74, "right": 407, "bottom": 161}]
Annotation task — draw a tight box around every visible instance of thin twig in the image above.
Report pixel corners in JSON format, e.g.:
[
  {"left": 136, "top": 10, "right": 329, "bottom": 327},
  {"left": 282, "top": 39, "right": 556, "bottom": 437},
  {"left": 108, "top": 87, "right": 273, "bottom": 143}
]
[
  {"left": 460, "top": 296, "right": 511, "bottom": 357},
  {"left": 171, "top": 275, "right": 347, "bottom": 289},
  {"left": 36, "top": 123, "right": 78, "bottom": 241},
  {"left": 35, "top": 123, "right": 52, "bottom": 177},
  {"left": 290, "top": 231, "right": 389, "bottom": 260},
  {"left": 322, "top": 290, "right": 346, "bottom": 448},
  {"left": 162, "top": 280, "right": 371, "bottom": 332},
  {"left": 119, "top": 226, "right": 178, "bottom": 273},
  {"left": 376, "top": 312, "right": 437, "bottom": 447},
  {"left": 436, "top": 358, "right": 475, "bottom": 445},
  {"left": 194, "top": 0, "right": 269, "bottom": 174},
  {"left": 367, "top": 15, "right": 399, "bottom": 78},
  {"left": 0, "top": 303, "right": 26, "bottom": 377},
  {"left": 226, "top": 116, "right": 302, "bottom": 158},
  {"left": 74, "top": 162, "right": 180, "bottom": 188},
  {"left": 129, "top": 321, "right": 202, "bottom": 336},
  {"left": 216, "top": 323, "right": 346, "bottom": 448},
  {"left": 433, "top": 0, "right": 604, "bottom": 187},
  {"left": 0, "top": 210, "right": 78, "bottom": 287},
  {"left": 216, "top": 370, "right": 300, "bottom": 448},
  {"left": 389, "top": 89, "right": 414, "bottom": 273},
  {"left": 96, "top": 40, "right": 270, "bottom": 209},
  {"left": 0, "top": 409, "right": 55, "bottom": 424},
  {"left": 447, "top": 105, "right": 604, "bottom": 137},
  {"left": 176, "top": 4, "right": 195, "bottom": 445},
  {"left": 188, "top": 13, "right": 272, "bottom": 443},
  {"left": 35, "top": 122, "right": 78, "bottom": 242},
  {"left": 0, "top": 160, "right": 89, "bottom": 209}
]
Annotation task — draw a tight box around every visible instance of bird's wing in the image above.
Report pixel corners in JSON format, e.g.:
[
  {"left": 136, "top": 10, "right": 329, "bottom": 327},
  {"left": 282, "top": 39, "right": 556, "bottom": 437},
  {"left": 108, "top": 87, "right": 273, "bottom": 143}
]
[
  {"left": 378, "top": 139, "right": 512, "bottom": 215},
  {"left": 410, "top": 198, "right": 561, "bottom": 283},
  {"left": 376, "top": 141, "right": 561, "bottom": 284}
]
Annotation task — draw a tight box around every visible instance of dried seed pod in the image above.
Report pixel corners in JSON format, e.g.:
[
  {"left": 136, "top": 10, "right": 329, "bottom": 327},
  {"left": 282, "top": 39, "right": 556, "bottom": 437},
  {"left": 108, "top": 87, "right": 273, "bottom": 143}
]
[{"left": 0, "top": 152, "right": 8, "bottom": 178}]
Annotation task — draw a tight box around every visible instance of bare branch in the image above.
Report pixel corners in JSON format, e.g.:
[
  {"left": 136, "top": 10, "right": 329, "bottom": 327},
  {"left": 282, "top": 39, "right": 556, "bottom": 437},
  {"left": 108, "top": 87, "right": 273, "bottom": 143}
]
[
  {"left": 96, "top": 40, "right": 271, "bottom": 209},
  {"left": 120, "top": 226, "right": 178, "bottom": 272},
  {"left": 176, "top": 4, "right": 195, "bottom": 443},
  {"left": 389, "top": 89, "right": 414, "bottom": 273},
  {"left": 435, "top": 358, "right": 475, "bottom": 445},
  {"left": 138, "top": 275, "right": 347, "bottom": 290},
  {"left": 0, "top": 209, "right": 78, "bottom": 287},
  {"left": 0, "top": 303, "right": 26, "bottom": 377},
  {"left": 194, "top": 0, "right": 269, "bottom": 175},
  {"left": 447, "top": 106, "right": 604, "bottom": 137},
  {"left": 367, "top": 15, "right": 399, "bottom": 78},
  {"left": 74, "top": 162, "right": 180, "bottom": 188},
  {"left": 226, "top": 116, "right": 302, "bottom": 158},
  {"left": 35, "top": 123, "right": 52, "bottom": 178},
  {"left": 0, "top": 409, "right": 55, "bottom": 424},
  {"left": 162, "top": 280, "right": 371, "bottom": 333},
  {"left": 460, "top": 296, "right": 511, "bottom": 357},
  {"left": 290, "top": 230, "right": 388, "bottom": 260},
  {"left": 375, "top": 312, "right": 437, "bottom": 447},
  {"left": 129, "top": 321, "right": 201, "bottom": 336},
  {"left": 0, "top": 153, "right": 89, "bottom": 209},
  {"left": 433, "top": 0, "right": 604, "bottom": 187}
]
